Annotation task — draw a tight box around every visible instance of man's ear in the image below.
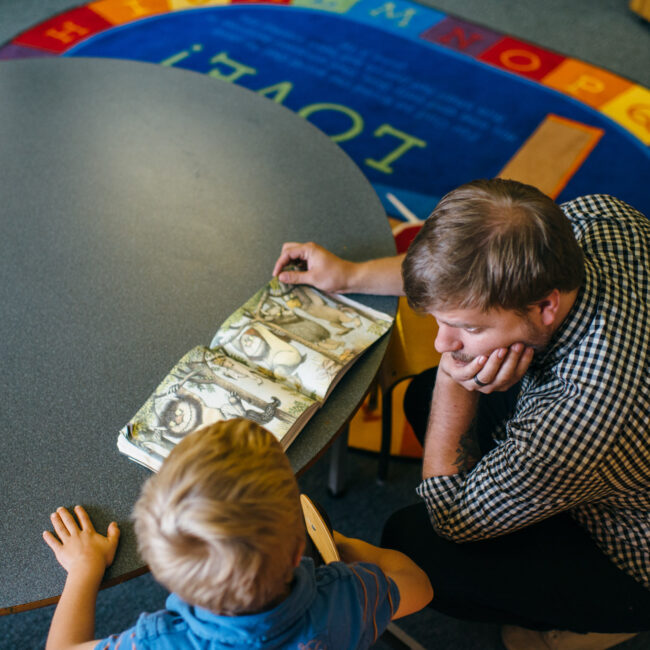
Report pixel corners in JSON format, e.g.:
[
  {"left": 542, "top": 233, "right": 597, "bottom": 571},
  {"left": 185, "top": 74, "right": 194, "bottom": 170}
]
[{"left": 533, "top": 289, "right": 561, "bottom": 326}]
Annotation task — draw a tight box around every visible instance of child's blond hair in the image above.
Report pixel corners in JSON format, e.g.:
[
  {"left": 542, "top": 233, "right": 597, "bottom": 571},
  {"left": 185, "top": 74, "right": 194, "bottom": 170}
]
[{"left": 133, "top": 418, "right": 305, "bottom": 614}]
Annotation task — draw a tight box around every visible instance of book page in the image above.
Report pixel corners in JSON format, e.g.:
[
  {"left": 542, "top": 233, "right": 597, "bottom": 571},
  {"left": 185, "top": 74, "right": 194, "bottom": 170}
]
[
  {"left": 117, "top": 279, "right": 392, "bottom": 471},
  {"left": 119, "top": 345, "right": 317, "bottom": 469},
  {"left": 210, "top": 280, "right": 393, "bottom": 401}
]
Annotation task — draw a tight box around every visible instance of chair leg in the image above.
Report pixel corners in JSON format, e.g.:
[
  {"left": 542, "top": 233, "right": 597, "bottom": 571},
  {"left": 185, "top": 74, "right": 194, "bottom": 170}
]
[
  {"left": 378, "top": 623, "right": 427, "bottom": 650},
  {"left": 378, "top": 385, "right": 394, "bottom": 483},
  {"left": 328, "top": 425, "right": 349, "bottom": 497},
  {"left": 367, "top": 377, "right": 380, "bottom": 412}
]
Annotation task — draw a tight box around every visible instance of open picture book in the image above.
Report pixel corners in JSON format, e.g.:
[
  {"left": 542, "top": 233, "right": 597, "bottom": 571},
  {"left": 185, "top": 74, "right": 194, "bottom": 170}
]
[{"left": 117, "top": 278, "right": 393, "bottom": 471}]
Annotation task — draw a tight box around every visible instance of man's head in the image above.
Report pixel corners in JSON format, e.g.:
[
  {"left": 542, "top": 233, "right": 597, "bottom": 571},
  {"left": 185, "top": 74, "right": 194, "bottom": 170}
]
[
  {"left": 133, "top": 418, "right": 305, "bottom": 615},
  {"left": 402, "top": 179, "right": 584, "bottom": 362},
  {"left": 403, "top": 178, "right": 584, "bottom": 314}
]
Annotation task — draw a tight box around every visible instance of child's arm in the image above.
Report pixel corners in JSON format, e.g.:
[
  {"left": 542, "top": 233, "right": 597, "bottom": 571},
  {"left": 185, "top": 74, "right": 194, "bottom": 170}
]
[
  {"left": 333, "top": 531, "right": 433, "bottom": 619},
  {"left": 42, "top": 506, "right": 120, "bottom": 650}
]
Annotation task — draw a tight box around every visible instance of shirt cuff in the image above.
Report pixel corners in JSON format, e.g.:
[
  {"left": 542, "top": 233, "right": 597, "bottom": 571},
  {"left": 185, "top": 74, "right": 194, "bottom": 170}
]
[{"left": 416, "top": 474, "right": 465, "bottom": 530}]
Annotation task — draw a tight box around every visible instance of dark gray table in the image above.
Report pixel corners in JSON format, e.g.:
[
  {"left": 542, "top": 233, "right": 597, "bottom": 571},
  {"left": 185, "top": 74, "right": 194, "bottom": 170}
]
[{"left": 0, "top": 57, "right": 396, "bottom": 613}]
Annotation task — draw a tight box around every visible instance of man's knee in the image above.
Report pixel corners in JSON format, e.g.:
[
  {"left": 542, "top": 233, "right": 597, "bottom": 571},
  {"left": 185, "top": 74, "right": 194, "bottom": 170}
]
[
  {"left": 381, "top": 502, "right": 450, "bottom": 575},
  {"left": 382, "top": 503, "right": 492, "bottom": 616}
]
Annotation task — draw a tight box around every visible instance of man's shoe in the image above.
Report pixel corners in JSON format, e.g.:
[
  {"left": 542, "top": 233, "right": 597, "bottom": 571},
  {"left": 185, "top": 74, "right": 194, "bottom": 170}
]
[{"left": 501, "top": 625, "right": 637, "bottom": 650}]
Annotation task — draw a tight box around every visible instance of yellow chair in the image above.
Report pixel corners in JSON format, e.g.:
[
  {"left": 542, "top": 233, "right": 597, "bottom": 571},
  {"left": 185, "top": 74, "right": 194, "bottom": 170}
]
[
  {"left": 375, "top": 297, "right": 441, "bottom": 481},
  {"left": 630, "top": 0, "right": 650, "bottom": 20}
]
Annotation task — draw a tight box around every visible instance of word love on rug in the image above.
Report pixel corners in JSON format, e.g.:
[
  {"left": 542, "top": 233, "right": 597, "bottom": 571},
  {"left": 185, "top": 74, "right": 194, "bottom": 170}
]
[{"left": 2, "top": 0, "right": 648, "bottom": 230}]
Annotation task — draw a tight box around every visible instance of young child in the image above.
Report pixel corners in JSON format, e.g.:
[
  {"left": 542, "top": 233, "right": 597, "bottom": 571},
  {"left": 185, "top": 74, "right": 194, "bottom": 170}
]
[{"left": 43, "top": 418, "right": 433, "bottom": 650}]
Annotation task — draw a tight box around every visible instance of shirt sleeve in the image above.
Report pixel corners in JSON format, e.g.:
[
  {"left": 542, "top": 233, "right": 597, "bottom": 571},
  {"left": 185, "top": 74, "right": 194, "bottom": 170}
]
[
  {"left": 415, "top": 427, "right": 596, "bottom": 541},
  {"left": 416, "top": 350, "right": 637, "bottom": 542},
  {"left": 332, "top": 561, "right": 400, "bottom": 649},
  {"left": 94, "top": 627, "right": 141, "bottom": 650}
]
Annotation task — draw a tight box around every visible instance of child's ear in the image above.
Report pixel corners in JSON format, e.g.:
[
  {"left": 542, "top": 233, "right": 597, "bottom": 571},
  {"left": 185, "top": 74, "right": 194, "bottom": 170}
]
[{"left": 294, "top": 539, "right": 306, "bottom": 567}]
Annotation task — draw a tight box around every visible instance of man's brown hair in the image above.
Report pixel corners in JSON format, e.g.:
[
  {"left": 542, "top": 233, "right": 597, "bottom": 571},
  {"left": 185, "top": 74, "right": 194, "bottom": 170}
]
[{"left": 402, "top": 179, "right": 584, "bottom": 313}]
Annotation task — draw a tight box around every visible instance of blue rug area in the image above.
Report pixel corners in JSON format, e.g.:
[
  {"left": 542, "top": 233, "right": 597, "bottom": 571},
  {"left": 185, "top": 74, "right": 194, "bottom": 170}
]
[{"left": 3, "top": 1, "right": 649, "bottom": 223}]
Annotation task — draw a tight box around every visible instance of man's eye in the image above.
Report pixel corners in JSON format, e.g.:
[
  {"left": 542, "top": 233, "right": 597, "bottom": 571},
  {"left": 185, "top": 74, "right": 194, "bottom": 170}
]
[{"left": 465, "top": 327, "right": 482, "bottom": 334}]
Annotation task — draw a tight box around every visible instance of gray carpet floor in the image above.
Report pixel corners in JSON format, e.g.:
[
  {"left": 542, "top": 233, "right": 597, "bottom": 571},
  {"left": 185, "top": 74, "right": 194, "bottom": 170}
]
[{"left": 1, "top": 1, "right": 648, "bottom": 648}]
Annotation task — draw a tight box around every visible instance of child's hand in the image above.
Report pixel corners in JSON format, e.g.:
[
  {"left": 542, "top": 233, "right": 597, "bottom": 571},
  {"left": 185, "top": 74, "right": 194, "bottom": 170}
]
[{"left": 43, "top": 506, "right": 120, "bottom": 580}]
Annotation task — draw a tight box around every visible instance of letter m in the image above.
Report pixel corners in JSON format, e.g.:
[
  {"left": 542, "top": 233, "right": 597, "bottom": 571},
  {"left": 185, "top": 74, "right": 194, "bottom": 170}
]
[{"left": 369, "top": 2, "right": 417, "bottom": 27}]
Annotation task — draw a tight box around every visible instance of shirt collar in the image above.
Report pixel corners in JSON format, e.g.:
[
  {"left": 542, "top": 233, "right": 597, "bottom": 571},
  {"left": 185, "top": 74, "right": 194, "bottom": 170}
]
[{"left": 166, "top": 557, "right": 317, "bottom": 645}]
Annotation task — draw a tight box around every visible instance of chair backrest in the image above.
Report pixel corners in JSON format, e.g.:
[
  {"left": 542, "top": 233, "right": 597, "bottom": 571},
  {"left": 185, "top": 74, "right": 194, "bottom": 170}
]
[{"left": 301, "top": 494, "right": 340, "bottom": 564}]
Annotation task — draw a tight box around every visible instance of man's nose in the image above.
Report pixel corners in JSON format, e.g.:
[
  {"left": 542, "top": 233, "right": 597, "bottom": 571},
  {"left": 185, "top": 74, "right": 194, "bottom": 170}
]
[{"left": 434, "top": 323, "right": 462, "bottom": 353}]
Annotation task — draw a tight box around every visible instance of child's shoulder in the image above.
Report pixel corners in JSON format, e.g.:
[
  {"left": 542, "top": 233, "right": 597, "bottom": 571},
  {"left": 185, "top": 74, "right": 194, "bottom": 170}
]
[{"left": 94, "top": 598, "right": 190, "bottom": 650}]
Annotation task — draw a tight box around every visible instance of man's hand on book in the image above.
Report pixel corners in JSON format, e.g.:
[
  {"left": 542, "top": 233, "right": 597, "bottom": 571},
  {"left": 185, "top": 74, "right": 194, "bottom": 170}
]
[
  {"left": 272, "top": 241, "right": 405, "bottom": 296},
  {"left": 272, "top": 242, "right": 356, "bottom": 293}
]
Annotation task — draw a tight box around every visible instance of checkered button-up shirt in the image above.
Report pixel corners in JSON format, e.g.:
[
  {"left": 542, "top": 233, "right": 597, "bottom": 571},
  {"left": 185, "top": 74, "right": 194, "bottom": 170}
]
[{"left": 416, "top": 194, "right": 650, "bottom": 589}]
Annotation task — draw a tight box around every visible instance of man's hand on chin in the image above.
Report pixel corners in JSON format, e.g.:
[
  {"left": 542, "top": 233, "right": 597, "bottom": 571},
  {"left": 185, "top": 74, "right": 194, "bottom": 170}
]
[{"left": 441, "top": 343, "right": 534, "bottom": 393}]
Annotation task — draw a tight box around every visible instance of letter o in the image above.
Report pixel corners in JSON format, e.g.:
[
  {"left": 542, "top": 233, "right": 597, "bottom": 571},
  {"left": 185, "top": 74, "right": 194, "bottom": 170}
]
[
  {"left": 628, "top": 103, "right": 650, "bottom": 131},
  {"left": 499, "top": 49, "right": 541, "bottom": 73},
  {"left": 297, "top": 103, "right": 364, "bottom": 143}
]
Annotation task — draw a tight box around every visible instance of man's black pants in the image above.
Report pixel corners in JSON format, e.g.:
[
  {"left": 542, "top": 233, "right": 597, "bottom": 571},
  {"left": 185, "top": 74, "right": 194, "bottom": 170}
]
[{"left": 381, "top": 368, "right": 650, "bottom": 632}]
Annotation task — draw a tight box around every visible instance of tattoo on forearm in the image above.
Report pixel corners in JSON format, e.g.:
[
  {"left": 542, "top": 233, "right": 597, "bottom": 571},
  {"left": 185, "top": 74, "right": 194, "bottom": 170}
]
[{"left": 454, "top": 419, "right": 480, "bottom": 473}]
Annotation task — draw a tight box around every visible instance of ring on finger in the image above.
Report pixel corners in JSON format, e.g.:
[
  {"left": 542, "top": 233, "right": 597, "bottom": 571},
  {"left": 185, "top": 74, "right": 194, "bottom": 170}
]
[{"left": 473, "top": 374, "right": 489, "bottom": 387}]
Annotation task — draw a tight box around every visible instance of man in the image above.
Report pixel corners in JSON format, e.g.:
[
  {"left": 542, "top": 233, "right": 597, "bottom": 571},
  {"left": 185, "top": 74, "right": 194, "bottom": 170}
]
[{"left": 273, "top": 179, "right": 650, "bottom": 650}]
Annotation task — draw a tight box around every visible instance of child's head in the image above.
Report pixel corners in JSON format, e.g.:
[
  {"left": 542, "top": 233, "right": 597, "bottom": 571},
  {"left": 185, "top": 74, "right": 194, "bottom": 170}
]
[{"left": 133, "top": 418, "right": 305, "bottom": 614}]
